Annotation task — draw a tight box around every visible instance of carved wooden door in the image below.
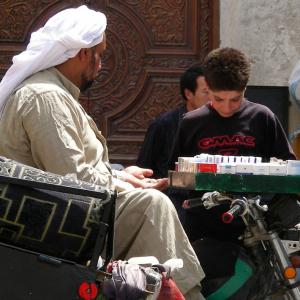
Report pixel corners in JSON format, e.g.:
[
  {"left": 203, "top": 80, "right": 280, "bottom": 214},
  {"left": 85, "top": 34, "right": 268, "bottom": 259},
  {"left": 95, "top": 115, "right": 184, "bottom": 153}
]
[{"left": 0, "top": 0, "right": 219, "bottom": 166}]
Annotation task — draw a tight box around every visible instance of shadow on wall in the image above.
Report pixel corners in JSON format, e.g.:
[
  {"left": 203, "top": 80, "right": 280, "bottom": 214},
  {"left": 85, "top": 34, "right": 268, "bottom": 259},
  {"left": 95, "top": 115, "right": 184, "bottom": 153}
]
[
  {"left": 245, "top": 86, "right": 289, "bottom": 135},
  {"left": 244, "top": 86, "right": 300, "bottom": 158}
]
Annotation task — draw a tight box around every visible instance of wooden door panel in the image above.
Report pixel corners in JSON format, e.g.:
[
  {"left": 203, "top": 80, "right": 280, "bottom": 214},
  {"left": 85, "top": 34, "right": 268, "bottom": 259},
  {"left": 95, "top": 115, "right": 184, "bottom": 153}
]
[
  {"left": 87, "top": 0, "right": 219, "bottom": 165},
  {"left": 0, "top": 0, "right": 219, "bottom": 166},
  {"left": 0, "top": 0, "right": 88, "bottom": 76}
]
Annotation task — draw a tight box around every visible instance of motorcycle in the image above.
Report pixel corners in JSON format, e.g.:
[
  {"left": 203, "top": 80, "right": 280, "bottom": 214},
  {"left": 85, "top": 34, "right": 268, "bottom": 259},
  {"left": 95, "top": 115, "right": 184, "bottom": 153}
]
[{"left": 184, "top": 191, "right": 300, "bottom": 300}]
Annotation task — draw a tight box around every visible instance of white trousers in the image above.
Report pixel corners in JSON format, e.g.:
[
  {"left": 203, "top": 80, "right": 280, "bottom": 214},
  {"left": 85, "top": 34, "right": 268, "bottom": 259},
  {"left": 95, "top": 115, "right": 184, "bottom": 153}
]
[{"left": 113, "top": 188, "right": 205, "bottom": 300}]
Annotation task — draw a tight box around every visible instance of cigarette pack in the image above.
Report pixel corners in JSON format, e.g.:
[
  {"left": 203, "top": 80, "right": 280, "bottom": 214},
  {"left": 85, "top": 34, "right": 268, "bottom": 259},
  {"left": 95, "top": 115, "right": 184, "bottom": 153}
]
[
  {"left": 178, "top": 157, "right": 192, "bottom": 172},
  {"left": 269, "top": 164, "right": 287, "bottom": 176},
  {"left": 236, "top": 164, "right": 253, "bottom": 175},
  {"left": 252, "top": 163, "right": 270, "bottom": 175},
  {"left": 219, "top": 163, "right": 236, "bottom": 174},
  {"left": 198, "top": 163, "right": 218, "bottom": 173},
  {"left": 287, "top": 160, "right": 300, "bottom": 175}
]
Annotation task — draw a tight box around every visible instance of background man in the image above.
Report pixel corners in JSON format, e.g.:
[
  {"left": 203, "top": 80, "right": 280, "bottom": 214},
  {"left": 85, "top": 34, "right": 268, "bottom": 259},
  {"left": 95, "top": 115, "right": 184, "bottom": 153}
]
[
  {"left": 0, "top": 6, "right": 204, "bottom": 299},
  {"left": 137, "top": 66, "right": 209, "bottom": 178}
]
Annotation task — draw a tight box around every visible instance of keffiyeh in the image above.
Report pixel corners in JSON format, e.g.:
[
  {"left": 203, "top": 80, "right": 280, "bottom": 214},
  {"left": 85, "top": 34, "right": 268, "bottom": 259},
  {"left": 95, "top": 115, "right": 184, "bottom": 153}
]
[{"left": 0, "top": 5, "right": 107, "bottom": 116}]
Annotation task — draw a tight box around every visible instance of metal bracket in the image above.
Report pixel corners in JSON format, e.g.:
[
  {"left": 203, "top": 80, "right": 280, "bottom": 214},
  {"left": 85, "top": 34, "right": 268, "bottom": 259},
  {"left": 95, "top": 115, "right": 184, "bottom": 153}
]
[{"left": 282, "top": 240, "right": 300, "bottom": 254}]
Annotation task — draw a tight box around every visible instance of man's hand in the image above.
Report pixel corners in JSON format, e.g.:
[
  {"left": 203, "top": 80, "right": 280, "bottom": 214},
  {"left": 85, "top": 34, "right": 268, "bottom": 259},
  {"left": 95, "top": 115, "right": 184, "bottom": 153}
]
[
  {"left": 124, "top": 166, "right": 153, "bottom": 179},
  {"left": 122, "top": 166, "right": 168, "bottom": 191}
]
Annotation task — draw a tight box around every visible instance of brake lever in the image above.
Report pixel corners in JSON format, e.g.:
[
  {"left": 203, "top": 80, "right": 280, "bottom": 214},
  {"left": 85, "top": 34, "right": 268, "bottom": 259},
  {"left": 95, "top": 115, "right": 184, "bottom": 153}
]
[
  {"left": 202, "top": 191, "right": 232, "bottom": 209},
  {"left": 253, "top": 196, "right": 268, "bottom": 212}
]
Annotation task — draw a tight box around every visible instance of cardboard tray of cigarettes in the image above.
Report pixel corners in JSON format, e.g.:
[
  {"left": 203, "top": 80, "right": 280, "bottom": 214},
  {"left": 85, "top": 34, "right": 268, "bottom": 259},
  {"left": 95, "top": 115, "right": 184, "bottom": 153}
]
[{"left": 168, "top": 171, "right": 300, "bottom": 194}]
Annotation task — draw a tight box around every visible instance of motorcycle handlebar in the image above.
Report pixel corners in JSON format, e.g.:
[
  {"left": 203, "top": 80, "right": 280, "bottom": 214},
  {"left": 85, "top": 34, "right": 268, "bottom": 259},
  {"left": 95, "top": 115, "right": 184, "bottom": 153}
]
[
  {"left": 221, "top": 200, "right": 246, "bottom": 224},
  {"left": 182, "top": 197, "right": 203, "bottom": 209}
]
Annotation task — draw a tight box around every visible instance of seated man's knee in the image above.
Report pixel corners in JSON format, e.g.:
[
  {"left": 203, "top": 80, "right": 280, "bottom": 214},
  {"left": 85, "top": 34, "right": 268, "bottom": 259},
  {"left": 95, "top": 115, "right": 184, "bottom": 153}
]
[{"left": 140, "top": 188, "right": 177, "bottom": 213}]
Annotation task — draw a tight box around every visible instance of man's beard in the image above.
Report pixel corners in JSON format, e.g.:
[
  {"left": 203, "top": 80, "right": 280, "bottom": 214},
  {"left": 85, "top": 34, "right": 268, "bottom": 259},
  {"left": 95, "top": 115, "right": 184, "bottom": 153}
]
[{"left": 80, "top": 79, "right": 94, "bottom": 92}]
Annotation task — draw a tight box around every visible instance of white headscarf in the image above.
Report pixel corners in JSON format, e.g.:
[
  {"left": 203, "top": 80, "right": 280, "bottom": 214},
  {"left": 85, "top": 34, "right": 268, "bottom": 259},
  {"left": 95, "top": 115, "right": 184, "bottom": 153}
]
[{"left": 0, "top": 5, "right": 107, "bottom": 116}]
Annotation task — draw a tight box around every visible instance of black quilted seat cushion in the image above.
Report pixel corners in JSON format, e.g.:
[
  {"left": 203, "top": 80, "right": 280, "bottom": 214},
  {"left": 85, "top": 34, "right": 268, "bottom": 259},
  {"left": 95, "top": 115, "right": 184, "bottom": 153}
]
[{"left": 0, "top": 156, "right": 113, "bottom": 264}]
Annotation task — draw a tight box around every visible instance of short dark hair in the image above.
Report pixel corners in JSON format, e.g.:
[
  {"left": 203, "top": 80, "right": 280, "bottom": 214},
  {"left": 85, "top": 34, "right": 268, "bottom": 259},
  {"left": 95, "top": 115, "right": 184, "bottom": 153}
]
[
  {"left": 203, "top": 47, "right": 250, "bottom": 92},
  {"left": 180, "top": 66, "right": 204, "bottom": 100}
]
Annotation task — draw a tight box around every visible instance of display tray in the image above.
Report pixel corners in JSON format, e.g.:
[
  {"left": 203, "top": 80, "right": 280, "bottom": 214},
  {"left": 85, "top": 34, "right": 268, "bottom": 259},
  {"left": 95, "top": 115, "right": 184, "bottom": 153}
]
[{"left": 168, "top": 171, "right": 300, "bottom": 194}]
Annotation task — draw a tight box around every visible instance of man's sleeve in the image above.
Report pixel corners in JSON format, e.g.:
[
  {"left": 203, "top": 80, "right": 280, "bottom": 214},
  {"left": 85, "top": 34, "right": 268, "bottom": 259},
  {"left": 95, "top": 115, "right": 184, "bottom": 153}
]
[
  {"left": 22, "top": 92, "right": 112, "bottom": 189},
  {"left": 137, "top": 121, "right": 157, "bottom": 168},
  {"left": 168, "top": 119, "right": 184, "bottom": 172},
  {"left": 137, "top": 119, "right": 168, "bottom": 178},
  {"left": 269, "top": 113, "right": 296, "bottom": 160}
]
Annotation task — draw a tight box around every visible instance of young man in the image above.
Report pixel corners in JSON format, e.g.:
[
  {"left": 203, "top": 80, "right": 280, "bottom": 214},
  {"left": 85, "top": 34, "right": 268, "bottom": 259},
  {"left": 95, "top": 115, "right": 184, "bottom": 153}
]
[
  {"left": 0, "top": 6, "right": 204, "bottom": 299},
  {"left": 169, "top": 47, "right": 296, "bottom": 243},
  {"left": 169, "top": 46, "right": 297, "bottom": 299},
  {"left": 137, "top": 66, "right": 209, "bottom": 178}
]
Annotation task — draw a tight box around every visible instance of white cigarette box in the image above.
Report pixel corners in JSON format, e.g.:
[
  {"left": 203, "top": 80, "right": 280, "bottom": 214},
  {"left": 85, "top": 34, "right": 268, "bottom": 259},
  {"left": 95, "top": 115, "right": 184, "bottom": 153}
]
[
  {"left": 219, "top": 163, "right": 236, "bottom": 174},
  {"left": 235, "top": 156, "right": 243, "bottom": 164},
  {"left": 207, "top": 154, "right": 215, "bottom": 163},
  {"left": 189, "top": 162, "right": 199, "bottom": 173},
  {"left": 269, "top": 164, "right": 287, "bottom": 176},
  {"left": 214, "top": 155, "right": 223, "bottom": 164},
  {"left": 222, "top": 156, "right": 229, "bottom": 163},
  {"left": 236, "top": 164, "right": 253, "bottom": 174},
  {"left": 287, "top": 160, "right": 300, "bottom": 175},
  {"left": 241, "top": 156, "right": 250, "bottom": 163},
  {"left": 178, "top": 157, "right": 191, "bottom": 172},
  {"left": 255, "top": 157, "right": 262, "bottom": 163},
  {"left": 194, "top": 153, "right": 208, "bottom": 163},
  {"left": 228, "top": 156, "right": 235, "bottom": 163},
  {"left": 249, "top": 156, "right": 256, "bottom": 164},
  {"left": 253, "top": 163, "right": 270, "bottom": 175}
]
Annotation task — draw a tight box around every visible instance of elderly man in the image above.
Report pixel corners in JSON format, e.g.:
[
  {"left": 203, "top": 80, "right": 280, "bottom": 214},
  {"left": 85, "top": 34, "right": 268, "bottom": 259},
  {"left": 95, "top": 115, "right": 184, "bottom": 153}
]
[{"left": 0, "top": 5, "right": 204, "bottom": 299}]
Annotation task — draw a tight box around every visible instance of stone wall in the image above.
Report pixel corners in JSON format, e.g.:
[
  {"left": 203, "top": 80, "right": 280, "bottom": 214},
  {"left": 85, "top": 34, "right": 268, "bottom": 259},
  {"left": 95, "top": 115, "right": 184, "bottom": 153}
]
[{"left": 220, "top": 0, "right": 300, "bottom": 133}]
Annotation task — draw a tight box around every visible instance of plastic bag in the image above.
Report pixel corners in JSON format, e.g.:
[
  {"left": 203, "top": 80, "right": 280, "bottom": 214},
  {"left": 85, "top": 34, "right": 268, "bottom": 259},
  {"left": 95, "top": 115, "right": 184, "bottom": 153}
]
[
  {"left": 101, "top": 257, "right": 184, "bottom": 300},
  {"left": 157, "top": 274, "right": 184, "bottom": 300}
]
